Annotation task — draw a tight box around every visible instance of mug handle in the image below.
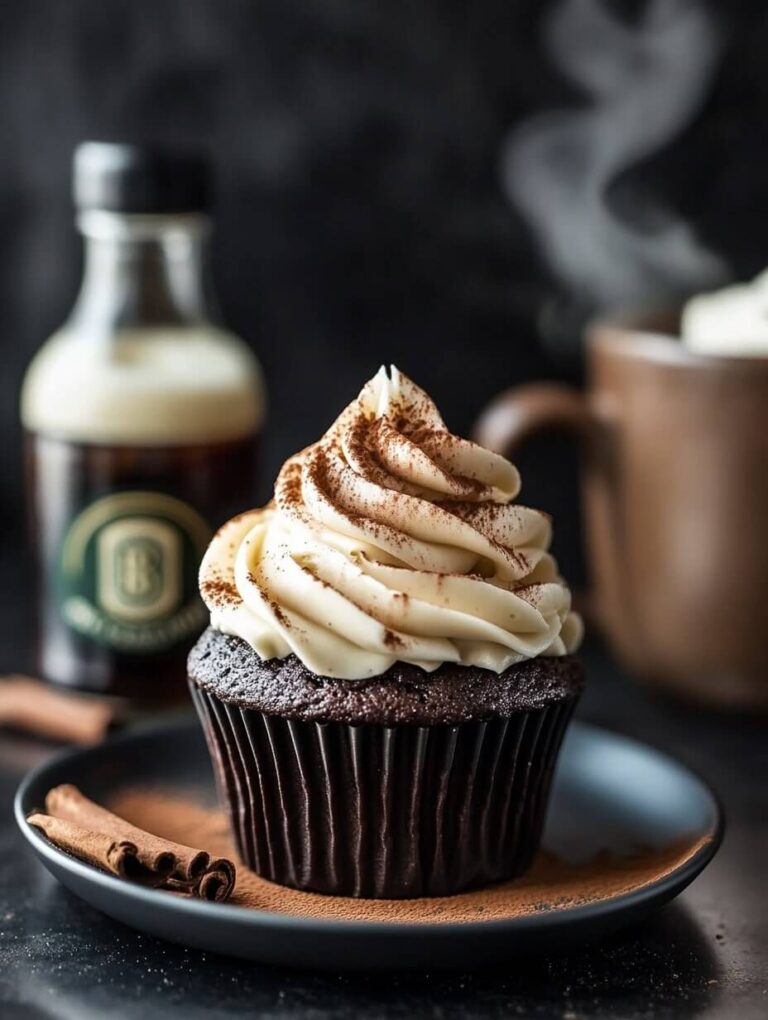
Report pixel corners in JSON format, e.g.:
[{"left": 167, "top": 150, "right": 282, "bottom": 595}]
[
  {"left": 472, "top": 382, "right": 594, "bottom": 452},
  {"left": 472, "top": 382, "right": 598, "bottom": 624}
]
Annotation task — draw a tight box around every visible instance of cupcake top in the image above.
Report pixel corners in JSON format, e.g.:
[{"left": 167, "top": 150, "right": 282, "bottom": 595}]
[{"left": 200, "top": 366, "right": 582, "bottom": 680}]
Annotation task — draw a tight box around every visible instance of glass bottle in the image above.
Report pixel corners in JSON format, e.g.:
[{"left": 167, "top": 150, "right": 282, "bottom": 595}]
[{"left": 21, "top": 143, "right": 265, "bottom": 705}]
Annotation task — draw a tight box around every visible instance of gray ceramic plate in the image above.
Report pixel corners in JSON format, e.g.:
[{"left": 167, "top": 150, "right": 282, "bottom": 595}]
[{"left": 15, "top": 719, "right": 723, "bottom": 971}]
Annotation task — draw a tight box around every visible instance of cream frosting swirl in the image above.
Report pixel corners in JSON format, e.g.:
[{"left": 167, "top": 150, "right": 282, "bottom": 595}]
[{"left": 200, "top": 366, "right": 582, "bottom": 679}]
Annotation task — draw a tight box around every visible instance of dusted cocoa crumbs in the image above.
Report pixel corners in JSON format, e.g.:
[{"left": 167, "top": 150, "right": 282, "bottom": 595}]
[
  {"left": 382, "top": 628, "right": 405, "bottom": 650},
  {"left": 108, "top": 789, "right": 712, "bottom": 923},
  {"left": 200, "top": 579, "right": 240, "bottom": 608}
]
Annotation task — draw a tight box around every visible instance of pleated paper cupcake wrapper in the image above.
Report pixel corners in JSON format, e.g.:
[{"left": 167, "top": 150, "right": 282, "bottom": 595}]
[{"left": 190, "top": 683, "right": 576, "bottom": 899}]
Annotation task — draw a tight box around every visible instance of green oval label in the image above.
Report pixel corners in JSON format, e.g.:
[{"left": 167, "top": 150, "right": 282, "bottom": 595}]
[{"left": 56, "top": 491, "right": 211, "bottom": 653}]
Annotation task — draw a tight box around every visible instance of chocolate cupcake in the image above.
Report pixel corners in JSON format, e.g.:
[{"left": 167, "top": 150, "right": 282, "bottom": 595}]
[{"left": 189, "top": 366, "right": 584, "bottom": 898}]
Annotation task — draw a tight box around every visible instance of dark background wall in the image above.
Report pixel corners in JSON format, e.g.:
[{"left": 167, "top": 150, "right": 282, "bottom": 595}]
[{"left": 2, "top": 0, "right": 767, "bottom": 578}]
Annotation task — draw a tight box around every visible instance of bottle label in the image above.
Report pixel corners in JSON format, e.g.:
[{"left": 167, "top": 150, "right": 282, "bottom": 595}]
[{"left": 56, "top": 491, "right": 212, "bottom": 653}]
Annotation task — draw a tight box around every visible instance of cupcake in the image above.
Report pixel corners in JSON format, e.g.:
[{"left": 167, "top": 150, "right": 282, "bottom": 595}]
[{"left": 189, "top": 367, "right": 583, "bottom": 898}]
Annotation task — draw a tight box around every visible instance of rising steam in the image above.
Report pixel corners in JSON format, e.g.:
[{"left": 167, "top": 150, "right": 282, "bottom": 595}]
[{"left": 503, "top": 0, "right": 729, "bottom": 310}]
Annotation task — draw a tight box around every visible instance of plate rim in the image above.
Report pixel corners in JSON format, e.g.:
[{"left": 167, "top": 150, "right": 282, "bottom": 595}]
[{"left": 14, "top": 718, "right": 725, "bottom": 938}]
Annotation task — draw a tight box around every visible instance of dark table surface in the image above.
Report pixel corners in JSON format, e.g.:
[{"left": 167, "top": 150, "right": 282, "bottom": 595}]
[{"left": 0, "top": 555, "right": 765, "bottom": 1020}]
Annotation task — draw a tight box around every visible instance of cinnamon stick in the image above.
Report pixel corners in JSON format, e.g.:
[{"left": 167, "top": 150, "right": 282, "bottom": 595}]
[
  {"left": 0, "top": 675, "right": 115, "bottom": 744},
  {"left": 164, "top": 860, "right": 237, "bottom": 903},
  {"left": 197, "top": 859, "right": 237, "bottom": 903},
  {"left": 45, "top": 785, "right": 206, "bottom": 883},
  {"left": 26, "top": 814, "right": 167, "bottom": 886},
  {"left": 28, "top": 785, "right": 236, "bottom": 902}
]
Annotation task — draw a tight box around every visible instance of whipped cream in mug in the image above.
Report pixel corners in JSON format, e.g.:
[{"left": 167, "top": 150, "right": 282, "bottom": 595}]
[
  {"left": 682, "top": 269, "right": 768, "bottom": 356},
  {"left": 200, "top": 366, "right": 582, "bottom": 680}
]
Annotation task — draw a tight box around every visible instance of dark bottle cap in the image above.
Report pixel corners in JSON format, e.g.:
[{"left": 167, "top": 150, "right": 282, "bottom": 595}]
[{"left": 73, "top": 142, "right": 212, "bottom": 214}]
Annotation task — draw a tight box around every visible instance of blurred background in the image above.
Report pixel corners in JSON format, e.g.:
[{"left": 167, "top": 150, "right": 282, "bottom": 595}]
[{"left": 2, "top": 0, "right": 766, "bottom": 577}]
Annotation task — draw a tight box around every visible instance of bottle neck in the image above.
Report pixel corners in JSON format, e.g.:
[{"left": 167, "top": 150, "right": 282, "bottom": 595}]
[{"left": 69, "top": 211, "right": 218, "bottom": 336}]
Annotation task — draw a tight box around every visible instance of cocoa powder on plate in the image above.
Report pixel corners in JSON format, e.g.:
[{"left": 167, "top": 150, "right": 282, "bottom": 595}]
[{"left": 108, "top": 789, "right": 710, "bottom": 924}]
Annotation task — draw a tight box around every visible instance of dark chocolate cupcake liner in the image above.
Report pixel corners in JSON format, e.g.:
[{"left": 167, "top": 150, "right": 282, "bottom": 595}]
[{"left": 190, "top": 681, "right": 576, "bottom": 899}]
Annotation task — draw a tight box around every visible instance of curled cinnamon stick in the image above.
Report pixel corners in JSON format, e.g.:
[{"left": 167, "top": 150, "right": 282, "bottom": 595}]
[
  {"left": 164, "top": 860, "right": 236, "bottom": 903},
  {"left": 198, "top": 859, "right": 237, "bottom": 903},
  {"left": 26, "top": 814, "right": 166, "bottom": 886},
  {"left": 45, "top": 785, "right": 207, "bottom": 883},
  {"left": 0, "top": 676, "right": 116, "bottom": 745},
  {"left": 28, "top": 784, "right": 236, "bottom": 902}
]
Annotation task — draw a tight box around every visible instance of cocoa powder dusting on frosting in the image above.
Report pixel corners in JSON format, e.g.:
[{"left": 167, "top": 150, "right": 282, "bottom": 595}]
[
  {"left": 382, "top": 629, "right": 405, "bottom": 650},
  {"left": 200, "top": 579, "right": 240, "bottom": 607},
  {"left": 109, "top": 789, "right": 711, "bottom": 924},
  {"left": 278, "top": 460, "right": 303, "bottom": 509},
  {"left": 199, "top": 366, "right": 583, "bottom": 680}
]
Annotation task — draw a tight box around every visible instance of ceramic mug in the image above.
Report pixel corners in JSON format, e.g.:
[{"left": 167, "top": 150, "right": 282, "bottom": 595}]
[{"left": 474, "top": 311, "right": 768, "bottom": 709}]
